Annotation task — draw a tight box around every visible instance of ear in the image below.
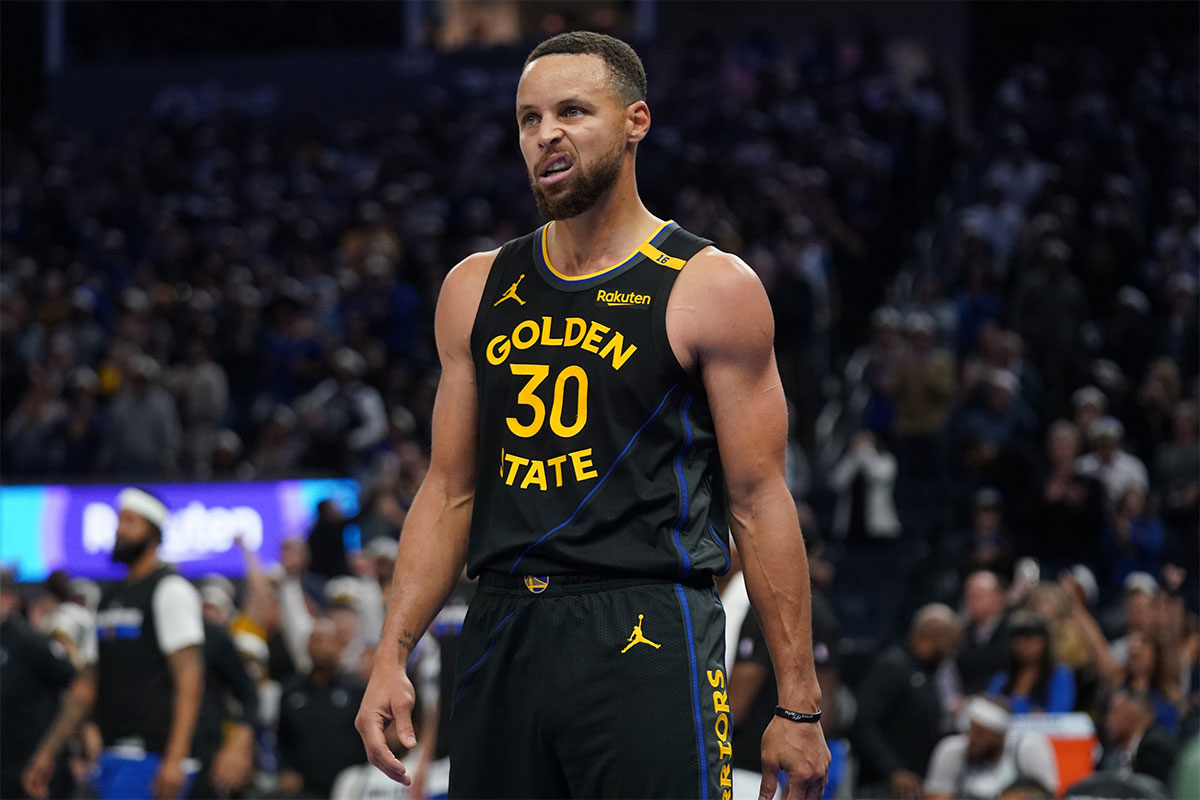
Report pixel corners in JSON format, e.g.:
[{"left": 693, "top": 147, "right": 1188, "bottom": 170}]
[{"left": 626, "top": 100, "right": 650, "bottom": 144}]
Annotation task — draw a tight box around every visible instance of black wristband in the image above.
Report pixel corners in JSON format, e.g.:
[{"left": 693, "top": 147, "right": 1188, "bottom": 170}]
[{"left": 775, "top": 706, "right": 822, "bottom": 723}]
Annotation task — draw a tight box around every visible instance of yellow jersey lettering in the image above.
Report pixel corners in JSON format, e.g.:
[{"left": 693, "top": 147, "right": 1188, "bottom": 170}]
[
  {"left": 512, "top": 320, "right": 539, "bottom": 350},
  {"left": 506, "top": 364, "right": 549, "bottom": 437},
  {"left": 519, "top": 459, "right": 548, "bottom": 491},
  {"left": 563, "top": 317, "right": 587, "bottom": 347},
  {"left": 483, "top": 318, "right": 635, "bottom": 370},
  {"left": 503, "top": 453, "right": 529, "bottom": 485},
  {"left": 539, "top": 316, "right": 563, "bottom": 346},
  {"left": 579, "top": 321, "right": 609, "bottom": 355},
  {"left": 569, "top": 448, "right": 599, "bottom": 481},
  {"left": 709, "top": 668, "right": 733, "bottom": 787},
  {"left": 549, "top": 366, "right": 588, "bottom": 438},
  {"left": 486, "top": 335, "right": 511, "bottom": 366},
  {"left": 714, "top": 710, "right": 729, "bottom": 741},
  {"left": 500, "top": 448, "right": 597, "bottom": 490},
  {"left": 546, "top": 455, "right": 567, "bottom": 487},
  {"left": 598, "top": 331, "right": 637, "bottom": 371},
  {"left": 719, "top": 738, "right": 733, "bottom": 760}
]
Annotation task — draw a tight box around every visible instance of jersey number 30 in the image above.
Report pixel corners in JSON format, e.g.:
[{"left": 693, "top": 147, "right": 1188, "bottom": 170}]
[{"left": 507, "top": 364, "right": 588, "bottom": 438}]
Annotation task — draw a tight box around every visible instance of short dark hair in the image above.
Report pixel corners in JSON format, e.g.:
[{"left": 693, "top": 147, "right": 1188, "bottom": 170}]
[{"left": 525, "top": 31, "right": 647, "bottom": 105}]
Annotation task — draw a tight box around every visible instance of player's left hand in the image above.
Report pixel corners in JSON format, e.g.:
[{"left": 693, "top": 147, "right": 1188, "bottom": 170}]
[
  {"left": 152, "top": 757, "right": 185, "bottom": 800},
  {"left": 758, "top": 716, "right": 830, "bottom": 800}
]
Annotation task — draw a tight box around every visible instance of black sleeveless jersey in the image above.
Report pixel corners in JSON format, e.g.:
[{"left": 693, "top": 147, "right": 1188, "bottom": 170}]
[
  {"left": 95, "top": 564, "right": 175, "bottom": 753},
  {"left": 467, "top": 220, "right": 731, "bottom": 579}
]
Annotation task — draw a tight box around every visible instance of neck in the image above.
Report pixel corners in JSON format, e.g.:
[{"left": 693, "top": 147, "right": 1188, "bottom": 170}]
[
  {"left": 126, "top": 553, "right": 161, "bottom": 581},
  {"left": 546, "top": 167, "right": 663, "bottom": 276}
]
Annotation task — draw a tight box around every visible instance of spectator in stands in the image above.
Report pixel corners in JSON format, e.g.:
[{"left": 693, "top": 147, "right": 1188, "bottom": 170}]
[
  {"left": 1, "top": 568, "right": 78, "bottom": 799},
  {"left": 1071, "top": 387, "right": 1108, "bottom": 441},
  {"left": 852, "top": 603, "right": 961, "bottom": 799},
  {"left": 962, "top": 177, "right": 1024, "bottom": 270},
  {"left": 1029, "top": 421, "right": 1105, "bottom": 576},
  {"left": 44, "top": 368, "right": 105, "bottom": 476},
  {"left": 987, "top": 612, "right": 1075, "bottom": 713},
  {"left": 829, "top": 430, "right": 901, "bottom": 543},
  {"left": 1099, "top": 687, "right": 1177, "bottom": 784},
  {"left": 957, "top": 489, "right": 1015, "bottom": 581},
  {"left": 276, "top": 617, "right": 368, "bottom": 798},
  {"left": 1076, "top": 417, "right": 1149, "bottom": 509},
  {"left": 307, "top": 499, "right": 352, "bottom": 581},
  {"left": 169, "top": 338, "right": 229, "bottom": 479},
  {"left": 892, "top": 311, "right": 956, "bottom": 536},
  {"left": 190, "top": 619, "right": 258, "bottom": 799},
  {"left": 958, "top": 570, "right": 1013, "bottom": 696},
  {"left": 98, "top": 355, "right": 183, "bottom": 478},
  {"left": 1155, "top": 402, "right": 1199, "bottom": 598},
  {"left": 925, "top": 696, "right": 1058, "bottom": 800},
  {"left": 1101, "top": 488, "right": 1165, "bottom": 593},
  {"left": 296, "top": 347, "right": 387, "bottom": 474},
  {"left": 1010, "top": 238, "right": 1089, "bottom": 402}
]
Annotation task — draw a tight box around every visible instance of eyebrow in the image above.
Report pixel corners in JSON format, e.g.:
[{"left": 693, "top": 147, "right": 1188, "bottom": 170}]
[{"left": 516, "top": 97, "right": 590, "bottom": 114}]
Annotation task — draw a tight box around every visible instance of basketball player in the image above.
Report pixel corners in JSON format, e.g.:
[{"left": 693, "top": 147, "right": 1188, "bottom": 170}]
[
  {"left": 23, "top": 489, "right": 204, "bottom": 800},
  {"left": 357, "top": 32, "right": 830, "bottom": 799}
]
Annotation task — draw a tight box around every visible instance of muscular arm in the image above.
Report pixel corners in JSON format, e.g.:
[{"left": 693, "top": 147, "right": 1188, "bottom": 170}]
[
  {"left": 357, "top": 251, "right": 492, "bottom": 784},
  {"left": 674, "top": 252, "right": 829, "bottom": 798}
]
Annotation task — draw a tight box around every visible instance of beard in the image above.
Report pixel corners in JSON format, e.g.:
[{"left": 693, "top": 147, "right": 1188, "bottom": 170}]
[
  {"left": 111, "top": 537, "right": 152, "bottom": 565},
  {"left": 530, "top": 141, "right": 624, "bottom": 220}
]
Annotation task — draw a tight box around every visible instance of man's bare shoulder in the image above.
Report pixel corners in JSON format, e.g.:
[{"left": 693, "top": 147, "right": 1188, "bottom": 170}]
[
  {"left": 436, "top": 249, "right": 501, "bottom": 349},
  {"left": 670, "top": 246, "right": 774, "bottom": 357}
]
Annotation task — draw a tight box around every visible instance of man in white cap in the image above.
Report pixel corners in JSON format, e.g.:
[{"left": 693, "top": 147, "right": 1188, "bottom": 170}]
[
  {"left": 925, "top": 697, "right": 1058, "bottom": 800},
  {"left": 23, "top": 488, "right": 205, "bottom": 800}
]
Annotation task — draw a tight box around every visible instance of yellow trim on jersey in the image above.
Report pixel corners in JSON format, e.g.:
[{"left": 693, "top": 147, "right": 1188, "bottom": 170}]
[
  {"left": 638, "top": 242, "right": 686, "bottom": 270},
  {"left": 540, "top": 220, "right": 675, "bottom": 282}
]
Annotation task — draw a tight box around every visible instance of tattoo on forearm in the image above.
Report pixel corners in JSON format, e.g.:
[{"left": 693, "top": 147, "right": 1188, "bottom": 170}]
[{"left": 398, "top": 630, "right": 417, "bottom": 653}]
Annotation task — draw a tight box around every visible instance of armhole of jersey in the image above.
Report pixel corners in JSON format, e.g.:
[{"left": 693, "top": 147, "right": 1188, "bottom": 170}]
[
  {"left": 468, "top": 237, "right": 526, "bottom": 358},
  {"left": 650, "top": 230, "right": 713, "bottom": 399}
]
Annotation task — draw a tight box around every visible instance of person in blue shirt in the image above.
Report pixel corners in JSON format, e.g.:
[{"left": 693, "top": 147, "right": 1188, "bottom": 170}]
[{"left": 987, "top": 612, "right": 1075, "bottom": 713}]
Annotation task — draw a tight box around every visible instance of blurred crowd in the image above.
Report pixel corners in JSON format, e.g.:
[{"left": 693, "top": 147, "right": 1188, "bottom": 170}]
[{"left": 0, "top": 19, "right": 1197, "bottom": 800}]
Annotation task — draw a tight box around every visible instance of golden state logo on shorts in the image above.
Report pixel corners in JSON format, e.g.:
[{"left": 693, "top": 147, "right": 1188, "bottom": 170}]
[{"left": 524, "top": 575, "right": 549, "bottom": 594}]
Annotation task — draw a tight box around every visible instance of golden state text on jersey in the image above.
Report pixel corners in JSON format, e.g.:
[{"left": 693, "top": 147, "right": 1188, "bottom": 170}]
[{"left": 467, "top": 221, "right": 732, "bottom": 580}]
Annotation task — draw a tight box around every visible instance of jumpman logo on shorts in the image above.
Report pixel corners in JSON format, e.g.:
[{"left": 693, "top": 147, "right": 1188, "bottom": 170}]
[
  {"left": 621, "top": 614, "right": 661, "bottom": 653},
  {"left": 494, "top": 274, "right": 526, "bottom": 306}
]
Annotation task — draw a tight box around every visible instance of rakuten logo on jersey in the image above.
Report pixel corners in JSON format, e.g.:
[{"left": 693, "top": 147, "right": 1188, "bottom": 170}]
[{"left": 83, "top": 501, "right": 264, "bottom": 559}]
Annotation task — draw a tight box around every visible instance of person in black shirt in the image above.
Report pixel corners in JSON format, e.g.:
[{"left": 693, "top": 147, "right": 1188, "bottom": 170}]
[
  {"left": 852, "top": 604, "right": 961, "bottom": 799},
  {"left": 1, "top": 568, "right": 77, "bottom": 799},
  {"left": 23, "top": 488, "right": 205, "bottom": 800},
  {"left": 957, "top": 570, "right": 1012, "bottom": 696},
  {"left": 277, "top": 617, "right": 368, "bottom": 798},
  {"left": 189, "top": 620, "right": 259, "bottom": 799}
]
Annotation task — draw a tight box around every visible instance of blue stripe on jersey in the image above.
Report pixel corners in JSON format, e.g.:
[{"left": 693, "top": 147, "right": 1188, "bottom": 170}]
[
  {"left": 675, "top": 583, "right": 709, "bottom": 800},
  {"left": 453, "top": 601, "right": 528, "bottom": 706},
  {"left": 671, "top": 395, "right": 695, "bottom": 577},
  {"left": 508, "top": 384, "right": 679, "bottom": 574},
  {"left": 707, "top": 521, "right": 731, "bottom": 576}
]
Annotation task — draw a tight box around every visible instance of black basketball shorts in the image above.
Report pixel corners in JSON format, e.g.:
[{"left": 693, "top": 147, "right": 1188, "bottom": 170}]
[{"left": 447, "top": 573, "right": 733, "bottom": 799}]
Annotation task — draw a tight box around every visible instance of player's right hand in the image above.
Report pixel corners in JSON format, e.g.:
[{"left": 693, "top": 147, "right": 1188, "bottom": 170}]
[{"left": 356, "top": 660, "right": 417, "bottom": 785}]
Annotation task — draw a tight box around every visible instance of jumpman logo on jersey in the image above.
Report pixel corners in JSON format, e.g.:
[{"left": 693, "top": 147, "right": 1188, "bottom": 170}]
[
  {"left": 494, "top": 274, "right": 526, "bottom": 306},
  {"left": 621, "top": 614, "right": 661, "bottom": 653}
]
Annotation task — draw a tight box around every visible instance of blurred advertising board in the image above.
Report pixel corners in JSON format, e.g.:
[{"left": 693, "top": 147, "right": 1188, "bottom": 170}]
[{"left": 0, "top": 479, "right": 359, "bottom": 581}]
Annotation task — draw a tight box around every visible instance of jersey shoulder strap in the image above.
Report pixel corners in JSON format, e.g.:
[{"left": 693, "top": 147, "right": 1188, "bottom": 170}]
[{"left": 469, "top": 230, "right": 538, "bottom": 355}]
